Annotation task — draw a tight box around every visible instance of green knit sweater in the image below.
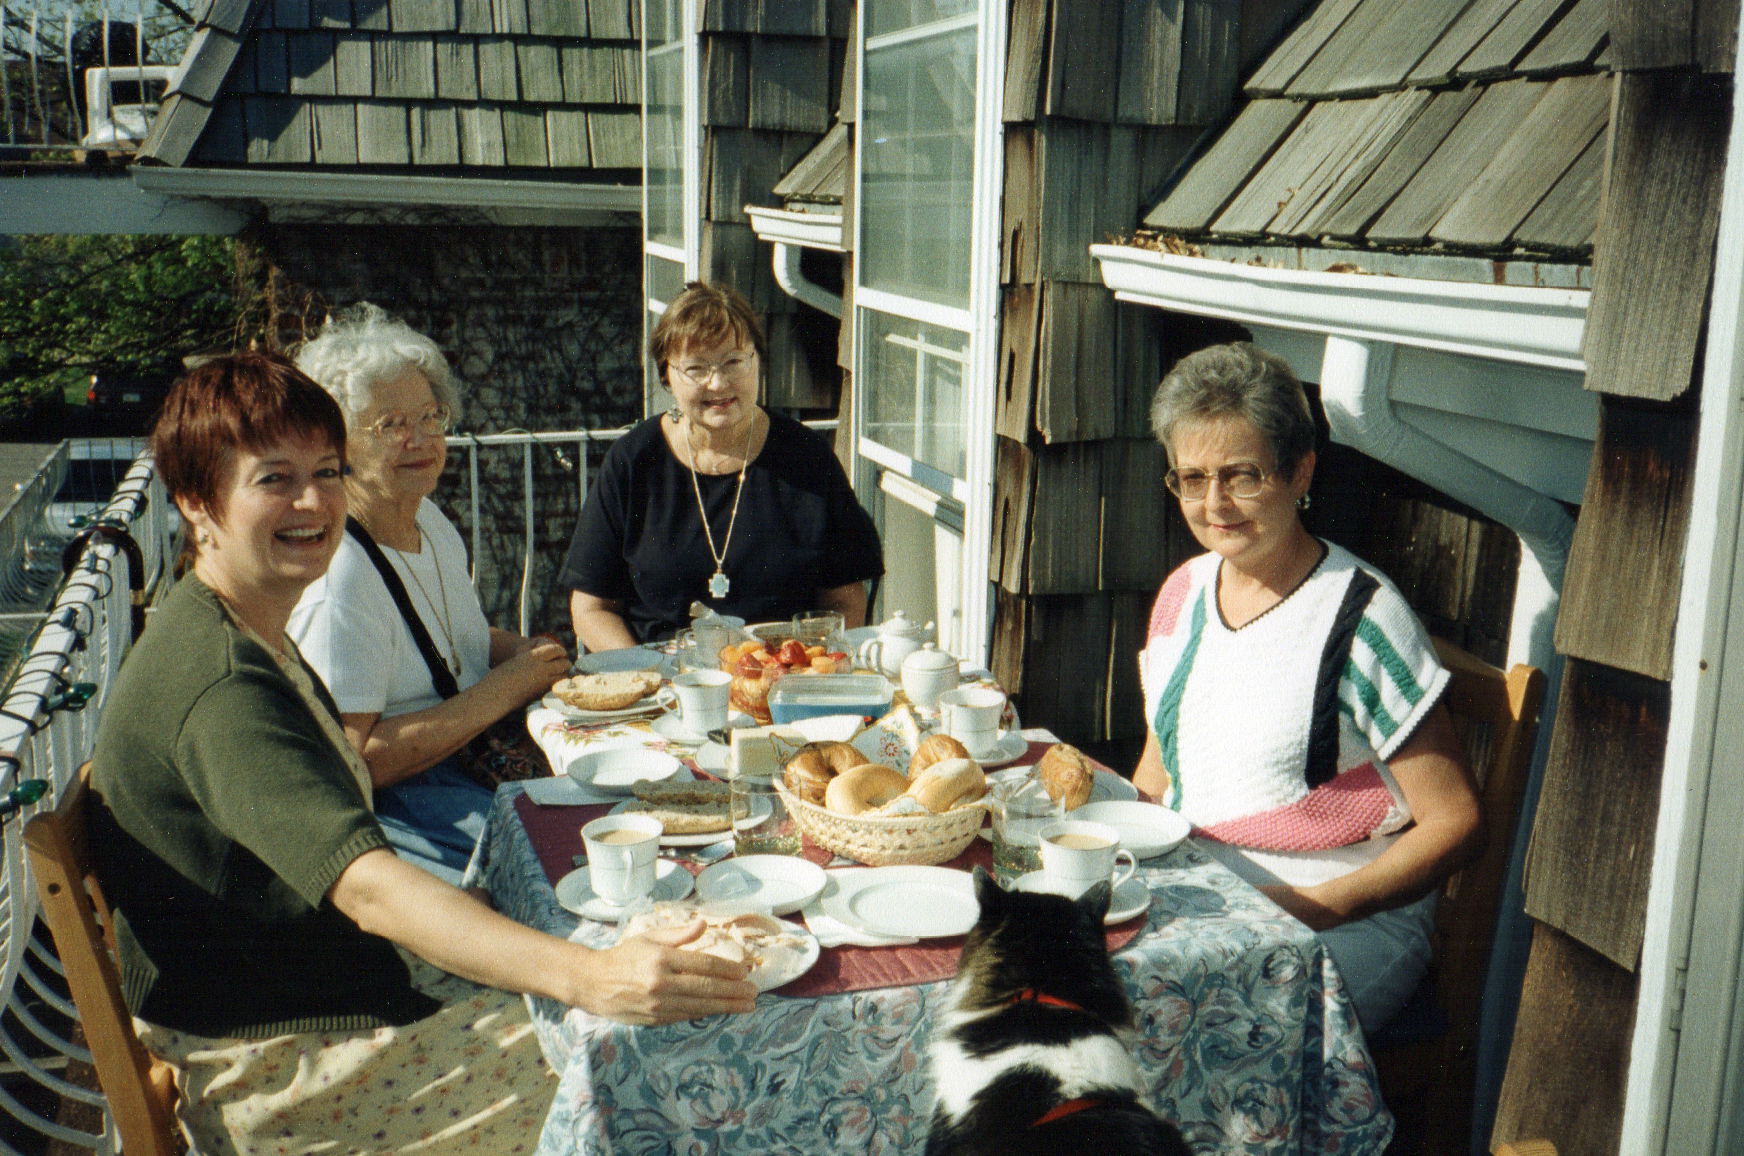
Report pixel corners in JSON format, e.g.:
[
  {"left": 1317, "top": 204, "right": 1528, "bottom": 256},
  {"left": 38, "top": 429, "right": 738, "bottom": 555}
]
[{"left": 89, "top": 577, "right": 441, "bottom": 1038}]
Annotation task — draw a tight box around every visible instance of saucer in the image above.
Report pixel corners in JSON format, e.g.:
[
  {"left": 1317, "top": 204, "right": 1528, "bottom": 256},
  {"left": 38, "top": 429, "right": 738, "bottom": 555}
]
[
  {"left": 1012, "top": 872, "right": 1151, "bottom": 925},
  {"left": 554, "top": 861, "right": 694, "bottom": 922},
  {"left": 971, "top": 730, "right": 1030, "bottom": 768},
  {"left": 651, "top": 710, "right": 756, "bottom": 745}
]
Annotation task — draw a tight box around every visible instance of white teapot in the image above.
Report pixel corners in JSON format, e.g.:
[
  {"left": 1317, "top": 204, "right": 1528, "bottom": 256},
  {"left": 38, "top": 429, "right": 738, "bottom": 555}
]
[
  {"left": 900, "top": 642, "right": 960, "bottom": 711},
  {"left": 858, "top": 610, "right": 934, "bottom": 678}
]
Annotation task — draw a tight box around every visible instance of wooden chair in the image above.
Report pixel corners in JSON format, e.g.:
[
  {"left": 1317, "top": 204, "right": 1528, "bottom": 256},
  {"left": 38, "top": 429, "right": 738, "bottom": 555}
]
[
  {"left": 1373, "top": 638, "right": 1546, "bottom": 1156},
  {"left": 25, "top": 763, "right": 185, "bottom": 1156}
]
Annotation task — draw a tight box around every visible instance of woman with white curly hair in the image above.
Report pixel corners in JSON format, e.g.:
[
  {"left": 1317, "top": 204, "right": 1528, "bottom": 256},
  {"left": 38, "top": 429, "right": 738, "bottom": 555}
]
[{"left": 289, "top": 303, "right": 569, "bottom": 883}]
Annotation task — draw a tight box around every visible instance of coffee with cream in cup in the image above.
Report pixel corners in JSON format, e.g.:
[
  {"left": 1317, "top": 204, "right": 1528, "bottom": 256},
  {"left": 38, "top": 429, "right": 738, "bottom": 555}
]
[
  {"left": 581, "top": 814, "right": 663, "bottom": 905},
  {"left": 1037, "top": 819, "right": 1136, "bottom": 898}
]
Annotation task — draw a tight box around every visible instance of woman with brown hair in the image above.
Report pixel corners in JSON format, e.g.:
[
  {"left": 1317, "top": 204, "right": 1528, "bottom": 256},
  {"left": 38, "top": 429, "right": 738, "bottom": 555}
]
[
  {"left": 87, "top": 351, "right": 756, "bottom": 1156},
  {"left": 561, "top": 281, "right": 883, "bottom": 649}
]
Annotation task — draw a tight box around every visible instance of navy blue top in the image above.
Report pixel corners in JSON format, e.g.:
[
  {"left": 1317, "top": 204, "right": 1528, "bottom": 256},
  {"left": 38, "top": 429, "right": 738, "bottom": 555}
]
[{"left": 559, "top": 413, "right": 884, "bottom": 642}]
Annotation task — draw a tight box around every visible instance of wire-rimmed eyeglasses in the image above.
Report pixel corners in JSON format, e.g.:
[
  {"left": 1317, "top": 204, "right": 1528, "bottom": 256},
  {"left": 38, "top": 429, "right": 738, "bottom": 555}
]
[
  {"left": 364, "top": 405, "right": 454, "bottom": 441},
  {"left": 1164, "top": 462, "right": 1270, "bottom": 501},
  {"left": 669, "top": 350, "right": 757, "bottom": 387}
]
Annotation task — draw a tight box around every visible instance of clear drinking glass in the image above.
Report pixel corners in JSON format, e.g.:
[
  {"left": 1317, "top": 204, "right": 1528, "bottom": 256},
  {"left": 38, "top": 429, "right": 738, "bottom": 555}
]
[
  {"left": 731, "top": 771, "right": 802, "bottom": 856},
  {"left": 792, "top": 610, "right": 846, "bottom": 649},
  {"left": 989, "top": 769, "right": 1059, "bottom": 885}
]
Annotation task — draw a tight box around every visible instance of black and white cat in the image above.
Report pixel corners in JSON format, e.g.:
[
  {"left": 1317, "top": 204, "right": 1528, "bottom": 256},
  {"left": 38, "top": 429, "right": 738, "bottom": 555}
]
[{"left": 924, "top": 868, "right": 1190, "bottom": 1156}]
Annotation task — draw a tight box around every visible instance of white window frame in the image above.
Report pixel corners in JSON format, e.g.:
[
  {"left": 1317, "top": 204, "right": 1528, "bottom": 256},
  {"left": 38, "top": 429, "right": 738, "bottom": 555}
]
[
  {"left": 851, "top": 0, "right": 1004, "bottom": 669},
  {"left": 643, "top": 0, "right": 701, "bottom": 413}
]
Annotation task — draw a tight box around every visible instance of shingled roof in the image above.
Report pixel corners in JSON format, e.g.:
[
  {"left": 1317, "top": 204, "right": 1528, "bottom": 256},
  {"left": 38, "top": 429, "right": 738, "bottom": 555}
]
[
  {"left": 139, "top": 0, "right": 642, "bottom": 172},
  {"left": 1144, "top": 0, "right": 1610, "bottom": 256}
]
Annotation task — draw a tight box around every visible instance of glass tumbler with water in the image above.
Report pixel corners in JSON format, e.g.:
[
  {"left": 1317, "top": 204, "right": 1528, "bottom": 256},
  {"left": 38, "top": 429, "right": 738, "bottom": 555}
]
[
  {"left": 731, "top": 771, "right": 802, "bottom": 856},
  {"left": 990, "top": 769, "right": 1059, "bottom": 885}
]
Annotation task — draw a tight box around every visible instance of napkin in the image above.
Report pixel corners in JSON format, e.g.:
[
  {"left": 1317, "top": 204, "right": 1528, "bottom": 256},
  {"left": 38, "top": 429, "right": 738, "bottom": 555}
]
[{"left": 801, "top": 869, "right": 920, "bottom": 948}]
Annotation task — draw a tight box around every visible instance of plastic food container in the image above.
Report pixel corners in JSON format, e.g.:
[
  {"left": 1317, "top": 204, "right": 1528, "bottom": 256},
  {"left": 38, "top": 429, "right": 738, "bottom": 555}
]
[{"left": 767, "top": 673, "right": 895, "bottom": 724}]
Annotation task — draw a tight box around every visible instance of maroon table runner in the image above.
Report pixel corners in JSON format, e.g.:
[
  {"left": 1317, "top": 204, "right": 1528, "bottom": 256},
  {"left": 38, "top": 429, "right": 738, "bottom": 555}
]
[{"left": 509, "top": 744, "right": 1146, "bottom": 997}]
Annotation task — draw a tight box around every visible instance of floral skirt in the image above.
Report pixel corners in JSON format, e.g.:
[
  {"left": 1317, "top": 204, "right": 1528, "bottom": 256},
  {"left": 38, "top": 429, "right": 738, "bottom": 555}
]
[{"left": 135, "top": 961, "right": 556, "bottom": 1156}]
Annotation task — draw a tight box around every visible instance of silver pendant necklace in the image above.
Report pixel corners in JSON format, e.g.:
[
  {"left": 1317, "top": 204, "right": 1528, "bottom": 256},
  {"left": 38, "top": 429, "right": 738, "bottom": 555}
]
[{"left": 685, "top": 413, "right": 754, "bottom": 601}]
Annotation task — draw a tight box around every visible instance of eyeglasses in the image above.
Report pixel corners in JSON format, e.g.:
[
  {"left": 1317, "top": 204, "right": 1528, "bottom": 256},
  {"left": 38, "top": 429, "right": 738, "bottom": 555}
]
[
  {"left": 669, "top": 351, "right": 756, "bottom": 387},
  {"left": 363, "top": 405, "right": 453, "bottom": 441},
  {"left": 1164, "top": 462, "right": 1270, "bottom": 501}
]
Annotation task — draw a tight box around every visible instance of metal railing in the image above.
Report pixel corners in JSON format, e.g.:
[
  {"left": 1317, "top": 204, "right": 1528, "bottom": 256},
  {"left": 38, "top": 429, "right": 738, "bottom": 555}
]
[
  {"left": 0, "top": 446, "right": 173, "bottom": 1156},
  {"left": 1, "top": 3, "right": 190, "bottom": 153}
]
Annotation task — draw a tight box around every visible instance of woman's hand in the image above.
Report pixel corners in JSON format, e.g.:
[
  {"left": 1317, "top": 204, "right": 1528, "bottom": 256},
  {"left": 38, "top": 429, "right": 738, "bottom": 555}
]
[
  {"left": 340, "top": 640, "right": 569, "bottom": 787},
  {"left": 566, "top": 917, "right": 759, "bottom": 1024},
  {"left": 331, "top": 850, "right": 757, "bottom": 1024}
]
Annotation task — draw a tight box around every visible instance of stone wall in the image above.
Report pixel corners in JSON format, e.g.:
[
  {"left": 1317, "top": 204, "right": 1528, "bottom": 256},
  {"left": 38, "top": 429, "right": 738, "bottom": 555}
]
[{"left": 249, "top": 221, "right": 644, "bottom": 640}]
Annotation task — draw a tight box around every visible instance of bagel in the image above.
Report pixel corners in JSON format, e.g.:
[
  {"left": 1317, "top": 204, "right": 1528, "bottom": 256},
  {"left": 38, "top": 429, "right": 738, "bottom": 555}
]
[
  {"left": 783, "top": 741, "right": 864, "bottom": 806},
  {"left": 1036, "top": 742, "right": 1095, "bottom": 811},
  {"left": 908, "top": 733, "right": 972, "bottom": 777},
  {"left": 824, "top": 763, "right": 910, "bottom": 816},
  {"left": 904, "top": 757, "right": 987, "bottom": 813}
]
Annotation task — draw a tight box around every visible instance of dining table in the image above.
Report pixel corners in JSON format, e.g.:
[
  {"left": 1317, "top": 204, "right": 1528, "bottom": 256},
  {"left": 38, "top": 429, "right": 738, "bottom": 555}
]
[{"left": 467, "top": 682, "right": 1396, "bottom": 1156}]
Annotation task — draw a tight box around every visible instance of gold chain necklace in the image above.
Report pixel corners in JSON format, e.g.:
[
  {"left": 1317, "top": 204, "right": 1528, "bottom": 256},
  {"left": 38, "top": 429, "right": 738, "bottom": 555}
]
[
  {"left": 685, "top": 413, "right": 755, "bottom": 601},
  {"left": 380, "top": 520, "right": 461, "bottom": 676}
]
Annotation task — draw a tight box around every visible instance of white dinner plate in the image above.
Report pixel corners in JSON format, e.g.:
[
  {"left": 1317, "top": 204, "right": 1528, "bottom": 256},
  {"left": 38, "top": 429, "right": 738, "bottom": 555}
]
[
  {"left": 542, "top": 685, "right": 676, "bottom": 723},
  {"left": 1090, "top": 767, "right": 1140, "bottom": 804},
  {"left": 650, "top": 710, "right": 757, "bottom": 745},
  {"left": 564, "top": 747, "right": 685, "bottom": 795},
  {"left": 554, "top": 861, "right": 695, "bottom": 922},
  {"left": 840, "top": 626, "right": 880, "bottom": 650},
  {"left": 1072, "top": 800, "right": 1190, "bottom": 859},
  {"left": 1013, "top": 872, "right": 1151, "bottom": 925},
  {"left": 607, "top": 797, "right": 757, "bottom": 847},
  {"left": 753, "top": 926, "right": 822, "bottom": 992},
  {"left": 695, "top": 856, "right": 827, "bottom": 915},
  {"left": 973, "top": 730, "right": 1031, "bottom": 768},
  {"left": 573, "top": 648, "right": 664, "bottom": 674},
  {"left": 819, "top": 866, "right": 980, "bottom": 938}
]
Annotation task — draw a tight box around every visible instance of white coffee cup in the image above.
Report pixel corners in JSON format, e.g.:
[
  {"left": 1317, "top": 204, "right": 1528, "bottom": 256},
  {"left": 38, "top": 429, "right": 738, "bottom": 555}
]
[
  {"left": 1037, "top": 820, "right": 1137, "bottom": 899},
  {"left": 673, "top": 669, "right": 732, "bottom": 733},
  {"left": 581, "top": 814, "right": 663, "bottom": 905},
  {"left": 938, "top": 686, "right": 1005, "bottom": 759}
]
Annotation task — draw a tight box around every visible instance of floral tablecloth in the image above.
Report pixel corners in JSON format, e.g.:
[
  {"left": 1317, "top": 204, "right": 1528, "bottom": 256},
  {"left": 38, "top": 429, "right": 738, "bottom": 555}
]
[{"left": 469, "top": 783, "right": 1395, "bottom": 1156}]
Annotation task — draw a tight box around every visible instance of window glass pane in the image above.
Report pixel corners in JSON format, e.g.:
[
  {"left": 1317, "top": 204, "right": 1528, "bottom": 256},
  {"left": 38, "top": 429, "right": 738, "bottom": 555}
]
[
  {"left": 867, "top": 0, "right": 975, "bottom": 40},
  {"left": 645, "top": 43, "right": 684, "bottom": 249},
  {"left": 872, "top": 483, "right": 939, "bottom": 629},
  {"left": 861, "top": 311, "right": 967, "bottom": 478},
  {"left": 647, "top": 253, "right": 685, "bottom": 306},
  {"left": 859, "top": 24, "right": 976, "bottom": 308}
]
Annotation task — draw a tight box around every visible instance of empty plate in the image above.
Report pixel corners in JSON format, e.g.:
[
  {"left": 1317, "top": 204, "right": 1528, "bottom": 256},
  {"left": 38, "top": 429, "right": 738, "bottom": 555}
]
[
  {"left": 565, "top": 747, "right": 685, "bottom": 794},
  {"left": 695, "top": 856, "right": 827, "bottom": 915},
  {"left": 818, "top": 866, "right": 980, "bottom": 938},
  {"left": 1073, "top": 800, "right": 1190, "bottom": 859}
]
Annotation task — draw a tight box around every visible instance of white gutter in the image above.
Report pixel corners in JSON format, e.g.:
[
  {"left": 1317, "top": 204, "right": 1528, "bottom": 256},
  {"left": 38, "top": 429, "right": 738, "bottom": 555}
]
[
  {"left": 131, "top": 166, "right": 642, "bottom": 212},
  {"left": 745, "top": 205, "right": 846, "bottom": 318},
  {"left": 1092, "top": 245, "right": 1589, "bottom": 373}
]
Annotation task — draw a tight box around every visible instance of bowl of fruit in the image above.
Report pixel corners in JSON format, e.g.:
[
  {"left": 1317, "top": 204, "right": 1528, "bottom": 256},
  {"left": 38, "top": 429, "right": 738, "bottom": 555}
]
[{"left": 721, "top": 630, "right": 853, "bottom": 724}]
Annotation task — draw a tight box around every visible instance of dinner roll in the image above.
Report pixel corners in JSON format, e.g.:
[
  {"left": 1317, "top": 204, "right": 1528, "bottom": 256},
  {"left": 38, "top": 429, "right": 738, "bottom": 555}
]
[
  {"left": 904, "top": 757, "right": 987, "bottom": 813},
  {"left": 908, "top": 733, "right": 972, "bottom": 777},
  {"left": 783, "top": 741, "right": 864, "bottom": 806},
  {"left": 824, "top": 764, "right": 910, "bottom": 815},
  {"left": 1036, "top": 742, "right": 1095, "bottom": 811}
]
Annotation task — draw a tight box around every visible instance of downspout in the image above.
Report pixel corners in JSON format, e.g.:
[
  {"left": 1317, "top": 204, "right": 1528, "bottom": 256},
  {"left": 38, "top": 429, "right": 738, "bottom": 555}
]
[
  {"left": 1318, "top": 336, "right": 1573, "bottom": 669},
  {"left": 771, "top": 242, "right": 843, "bottom": 318},
  {"left": 1318, "top": 334, "right": 1573, "bottom": 1156}
]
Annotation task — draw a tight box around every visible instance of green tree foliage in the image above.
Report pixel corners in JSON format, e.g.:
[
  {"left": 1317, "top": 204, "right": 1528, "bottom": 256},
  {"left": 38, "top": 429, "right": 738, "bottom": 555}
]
[{"left": 0, "top": 234, "right": 245, "bottom": 418}]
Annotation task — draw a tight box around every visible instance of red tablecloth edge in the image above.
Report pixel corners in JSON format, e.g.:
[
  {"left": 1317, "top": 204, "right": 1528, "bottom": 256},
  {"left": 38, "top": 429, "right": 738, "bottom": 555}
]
[{"left": 510, "top": 741, "right": 1146, "bottom": 997}]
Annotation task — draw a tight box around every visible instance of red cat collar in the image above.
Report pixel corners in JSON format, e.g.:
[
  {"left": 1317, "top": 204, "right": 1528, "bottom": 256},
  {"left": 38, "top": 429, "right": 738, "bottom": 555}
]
[
  {"left": 1031, "top": 1098, "right": 1103, "bottom": 1127},
  {"left": 1010, "top": 988, "right": 1082, "bottom": 1011}
]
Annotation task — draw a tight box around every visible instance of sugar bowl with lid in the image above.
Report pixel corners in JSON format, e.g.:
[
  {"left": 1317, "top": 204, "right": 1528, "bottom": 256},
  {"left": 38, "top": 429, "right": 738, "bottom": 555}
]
[{"left": 900, "top": 642, "right": 960, "bottom": 712}]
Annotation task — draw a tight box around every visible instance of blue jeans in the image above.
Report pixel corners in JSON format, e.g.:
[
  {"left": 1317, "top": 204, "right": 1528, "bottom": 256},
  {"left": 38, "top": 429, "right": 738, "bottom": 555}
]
[{"left": 374, "top": 759, "right": 494, "bottom": 886}]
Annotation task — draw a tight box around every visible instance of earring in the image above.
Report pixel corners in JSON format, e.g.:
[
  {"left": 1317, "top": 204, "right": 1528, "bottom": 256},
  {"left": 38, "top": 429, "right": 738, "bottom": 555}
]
[
  {"left": 667, "top": 406, "right": 681, "bottom": 423},
  {"left": 197, "top": 529, "right": 212, "bottom": 546},
  {"left": 1297, "top": 493, "right": 1312, "bottom": 511}
]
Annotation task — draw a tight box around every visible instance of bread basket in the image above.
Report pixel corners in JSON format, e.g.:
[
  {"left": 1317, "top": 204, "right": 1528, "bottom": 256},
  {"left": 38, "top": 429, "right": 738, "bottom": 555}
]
[{"left": 773, "top": 779, "right": 986, "bottom": 867}]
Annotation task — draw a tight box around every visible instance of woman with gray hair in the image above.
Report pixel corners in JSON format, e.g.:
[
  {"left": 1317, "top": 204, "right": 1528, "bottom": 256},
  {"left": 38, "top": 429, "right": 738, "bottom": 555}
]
[
  {"left": 1133, "top": 341, "right": 1483, "bottom": 1032},
  {"left": 289, "top": 303, "right": 569, "bottom": 883}
]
